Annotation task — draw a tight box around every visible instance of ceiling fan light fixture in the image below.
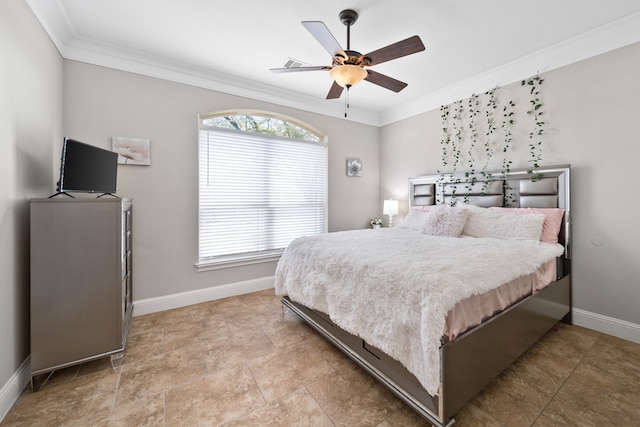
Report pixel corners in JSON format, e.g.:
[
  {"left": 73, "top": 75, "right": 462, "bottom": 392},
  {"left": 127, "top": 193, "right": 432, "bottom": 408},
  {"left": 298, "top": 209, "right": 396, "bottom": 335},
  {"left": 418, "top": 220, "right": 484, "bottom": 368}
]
[
  {"left": 273, "top": 9, "right": 425, "bottom": 105},
  {"left": 330, "top": 65, "right": 368, "bottom": 87}
]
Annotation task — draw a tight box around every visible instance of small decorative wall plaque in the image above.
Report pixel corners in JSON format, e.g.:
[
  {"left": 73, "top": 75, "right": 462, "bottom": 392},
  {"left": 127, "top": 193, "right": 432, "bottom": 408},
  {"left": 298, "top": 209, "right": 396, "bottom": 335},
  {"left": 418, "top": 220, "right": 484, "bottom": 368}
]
[{"left": 346, "top": 158, "right": 362, "bottom": 177}]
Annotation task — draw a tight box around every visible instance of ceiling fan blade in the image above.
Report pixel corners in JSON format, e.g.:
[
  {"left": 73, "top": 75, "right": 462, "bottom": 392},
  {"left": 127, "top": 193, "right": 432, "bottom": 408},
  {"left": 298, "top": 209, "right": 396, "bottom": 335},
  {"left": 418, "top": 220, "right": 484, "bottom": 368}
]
[
  {"left": 364, "top": 35, "right": 425, "bottom": 66},
  {"left": 302, "top": 21, "right": 346, "bottom": 58},
  {"left": 365, "top": 70, "right": 408, "bottom": 92},
  {"left": 326, "top": 81, "right": 344, "bottom": 99},
  {"left": 270, "top": 66, "right": 331, "bottom": 73}
]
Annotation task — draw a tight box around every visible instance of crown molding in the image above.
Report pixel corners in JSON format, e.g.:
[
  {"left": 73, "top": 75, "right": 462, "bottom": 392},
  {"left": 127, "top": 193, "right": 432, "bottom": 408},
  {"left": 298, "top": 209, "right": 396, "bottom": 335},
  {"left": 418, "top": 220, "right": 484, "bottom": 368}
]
[
  {"left": 25, "top": 1, "right": 382, "bottom": 126},
  {"left": 26, "top": 1, "right": 640, "bottom": 127},
  {"left": 25, "top": 0, "right": 75, "bottom": 51},
  {"left": 62, "top": 36, "right": 382, "bottom": 126},
  {"left": 380, "top": 11, "right": 640, "bottom": 126}
]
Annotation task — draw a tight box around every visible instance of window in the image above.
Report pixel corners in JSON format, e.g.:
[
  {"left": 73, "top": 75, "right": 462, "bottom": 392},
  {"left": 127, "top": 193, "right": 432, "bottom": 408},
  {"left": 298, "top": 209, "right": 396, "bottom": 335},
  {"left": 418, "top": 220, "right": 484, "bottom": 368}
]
[{"left": 197, "top": 111, "right": 327, "bottom": 270}]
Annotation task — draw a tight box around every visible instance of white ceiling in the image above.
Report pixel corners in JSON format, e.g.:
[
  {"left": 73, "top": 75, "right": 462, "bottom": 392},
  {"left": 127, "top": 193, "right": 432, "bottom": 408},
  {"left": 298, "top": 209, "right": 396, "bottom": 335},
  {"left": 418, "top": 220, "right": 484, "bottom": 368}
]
[{"left": 26, "top": 0, "right": 640, "bottom": 126}]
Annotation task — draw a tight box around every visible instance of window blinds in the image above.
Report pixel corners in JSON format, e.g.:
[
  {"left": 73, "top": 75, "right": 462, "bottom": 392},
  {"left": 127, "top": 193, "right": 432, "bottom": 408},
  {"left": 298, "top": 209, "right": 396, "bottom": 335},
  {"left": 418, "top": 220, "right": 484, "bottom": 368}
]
[{"left": 198, "top": 127, "right": 327, "bottom": 263}]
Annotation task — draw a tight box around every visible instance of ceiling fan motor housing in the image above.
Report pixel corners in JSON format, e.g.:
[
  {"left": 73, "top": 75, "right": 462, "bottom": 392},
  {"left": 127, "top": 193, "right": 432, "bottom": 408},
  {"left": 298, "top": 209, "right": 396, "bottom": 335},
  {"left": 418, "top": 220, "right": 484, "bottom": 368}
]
[{"left": 333, "top": 50, "right": 367, "bottom": 67}]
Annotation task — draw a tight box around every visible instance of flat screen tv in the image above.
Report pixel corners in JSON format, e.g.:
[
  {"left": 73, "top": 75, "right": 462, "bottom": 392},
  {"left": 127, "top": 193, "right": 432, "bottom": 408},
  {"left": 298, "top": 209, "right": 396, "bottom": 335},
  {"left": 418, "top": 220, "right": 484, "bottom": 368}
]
[{"left": 56, "top": 137, "right": 118, "bottom": 195}]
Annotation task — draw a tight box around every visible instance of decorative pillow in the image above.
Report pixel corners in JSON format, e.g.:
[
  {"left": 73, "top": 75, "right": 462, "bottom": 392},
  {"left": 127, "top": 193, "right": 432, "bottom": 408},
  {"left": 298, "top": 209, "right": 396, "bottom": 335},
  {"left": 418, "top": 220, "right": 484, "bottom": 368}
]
[
  {"left": 489, "top": 207, "right": 565, "bottom": 243},
  {"left": 399, "top": 209, "right": 431, "bottom": 231},
  {"left": 462, "top": 205, "right": 545, "bottom": 240},
  {"left": 423, "top": 205, "right": 469, "bottom": 237},
  {"left": 410, "top": 205, "right": 433, "bottom": 212}
]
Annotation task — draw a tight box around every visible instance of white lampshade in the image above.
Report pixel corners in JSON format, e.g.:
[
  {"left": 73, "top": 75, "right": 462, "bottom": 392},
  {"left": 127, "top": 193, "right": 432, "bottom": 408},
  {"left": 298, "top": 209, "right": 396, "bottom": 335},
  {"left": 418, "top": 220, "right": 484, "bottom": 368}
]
[
  {"left": 329, "top": 65, "right": 368, "bottom": 87},
  {"left": 383, "top": 199, "right": 398, "bottom": 216}
]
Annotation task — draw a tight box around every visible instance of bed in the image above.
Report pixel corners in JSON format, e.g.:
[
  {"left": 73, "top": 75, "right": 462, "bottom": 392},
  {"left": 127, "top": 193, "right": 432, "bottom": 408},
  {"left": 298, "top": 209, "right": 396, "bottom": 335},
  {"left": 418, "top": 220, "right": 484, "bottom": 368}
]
[{"left": 275, "top": 165, "right": 571, "bottom": 427}]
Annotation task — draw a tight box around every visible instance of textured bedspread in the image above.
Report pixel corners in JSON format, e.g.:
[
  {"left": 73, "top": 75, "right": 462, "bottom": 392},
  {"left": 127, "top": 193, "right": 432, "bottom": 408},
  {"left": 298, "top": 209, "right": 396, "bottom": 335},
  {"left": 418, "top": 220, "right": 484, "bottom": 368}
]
[{"left": 274, "top": 228, "right": 564, "bottom": 395}]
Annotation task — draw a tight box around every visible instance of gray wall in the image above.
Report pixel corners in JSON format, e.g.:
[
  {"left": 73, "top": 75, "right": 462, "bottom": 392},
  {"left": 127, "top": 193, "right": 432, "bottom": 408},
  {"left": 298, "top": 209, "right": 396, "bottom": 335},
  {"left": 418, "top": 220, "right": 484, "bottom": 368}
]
[
  {"left": 0, "top": 0, "right": 62, "bottom": 396},
  {"left": 4, "top": 0, "right": 639, "bottom": 409},
  {"left": 63, "top": 61, "right": 380, "bottom": 300},
  {"left": 380, "top": 42, "right": 640, "bottom": 327}
]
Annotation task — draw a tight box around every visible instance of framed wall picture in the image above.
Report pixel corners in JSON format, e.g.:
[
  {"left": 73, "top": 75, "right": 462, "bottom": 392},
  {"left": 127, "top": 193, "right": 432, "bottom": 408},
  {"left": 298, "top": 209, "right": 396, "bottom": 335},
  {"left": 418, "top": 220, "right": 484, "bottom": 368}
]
[
  {"left": 112, "top": 136, "right": 151, "bottom": 165},
  {"left": 346, "top": 158, "right": 362, "bottom": 177}
]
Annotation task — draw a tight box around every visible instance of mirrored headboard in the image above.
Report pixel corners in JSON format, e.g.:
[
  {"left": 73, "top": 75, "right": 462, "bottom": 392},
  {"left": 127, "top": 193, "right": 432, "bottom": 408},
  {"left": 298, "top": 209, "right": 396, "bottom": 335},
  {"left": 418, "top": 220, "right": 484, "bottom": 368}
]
[{"left": 409, "top": 165, "right": 571, "bottom": 257}]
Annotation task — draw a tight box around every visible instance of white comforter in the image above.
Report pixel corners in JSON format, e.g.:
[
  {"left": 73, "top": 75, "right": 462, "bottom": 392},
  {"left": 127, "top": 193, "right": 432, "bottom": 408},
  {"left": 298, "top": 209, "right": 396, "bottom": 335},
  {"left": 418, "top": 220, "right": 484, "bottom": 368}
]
[{"left": 274, "top": 228, "right": 564, "bottom": 396}]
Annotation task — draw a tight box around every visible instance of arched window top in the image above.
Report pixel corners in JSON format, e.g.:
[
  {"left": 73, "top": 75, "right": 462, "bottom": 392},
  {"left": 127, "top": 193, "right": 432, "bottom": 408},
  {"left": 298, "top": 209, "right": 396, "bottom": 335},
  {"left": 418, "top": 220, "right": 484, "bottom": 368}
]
[{"left": 200, "top": 110, "right": 324, "bottom": 143}]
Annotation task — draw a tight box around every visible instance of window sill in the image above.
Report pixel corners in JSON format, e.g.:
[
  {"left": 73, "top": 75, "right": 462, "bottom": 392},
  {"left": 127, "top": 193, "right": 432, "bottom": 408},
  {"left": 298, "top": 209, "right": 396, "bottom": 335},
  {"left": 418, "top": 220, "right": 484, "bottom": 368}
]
[{"left": 196, "top": 252, "right": 282, "bottom": 272}]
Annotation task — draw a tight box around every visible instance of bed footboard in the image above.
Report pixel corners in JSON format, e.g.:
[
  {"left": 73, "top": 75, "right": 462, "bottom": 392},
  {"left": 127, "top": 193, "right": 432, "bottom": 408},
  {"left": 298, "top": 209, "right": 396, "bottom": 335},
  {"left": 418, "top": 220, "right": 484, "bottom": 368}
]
[
  {"left": 441, "top": 273, "right": 571, "bottom": 419},
  {"left": 281, "top": 273, "right": 570, "bottom": 427},
  {"left": 281, "top": 296, "right": 451, "bottom": 426}
]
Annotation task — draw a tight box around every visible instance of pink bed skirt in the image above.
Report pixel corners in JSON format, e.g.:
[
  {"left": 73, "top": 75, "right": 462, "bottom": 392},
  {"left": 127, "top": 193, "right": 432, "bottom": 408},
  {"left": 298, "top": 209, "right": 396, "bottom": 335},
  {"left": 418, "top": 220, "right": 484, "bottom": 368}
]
[{"left": 444, "top": 260, "right": 556, "bottom": 340}]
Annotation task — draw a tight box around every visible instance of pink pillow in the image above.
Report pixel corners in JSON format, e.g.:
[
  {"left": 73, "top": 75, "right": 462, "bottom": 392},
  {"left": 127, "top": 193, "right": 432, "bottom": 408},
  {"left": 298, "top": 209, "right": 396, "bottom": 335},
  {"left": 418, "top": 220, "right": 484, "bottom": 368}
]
[
  {"left": 410, "top": 206, "right": 433, "bottom": 212},
  {"left": 490, "top": 207, "right": 565, "bottom": 243}
]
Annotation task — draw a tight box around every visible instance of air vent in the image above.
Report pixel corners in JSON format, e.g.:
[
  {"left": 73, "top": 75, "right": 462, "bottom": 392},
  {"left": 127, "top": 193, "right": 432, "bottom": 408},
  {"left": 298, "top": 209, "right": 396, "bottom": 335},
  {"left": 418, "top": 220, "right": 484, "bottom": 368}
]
[{"left": 283, "top": 58, "right": 309, "bottom": 68}]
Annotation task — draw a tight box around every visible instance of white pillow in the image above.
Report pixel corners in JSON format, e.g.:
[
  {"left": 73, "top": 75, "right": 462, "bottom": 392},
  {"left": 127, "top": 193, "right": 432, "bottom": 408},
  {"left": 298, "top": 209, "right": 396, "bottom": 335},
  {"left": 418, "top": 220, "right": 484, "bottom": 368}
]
[
  {"left": 400, "top": 209, "right": 431, "bottom": 231},
  {"left": 423, "top": 205, "right": 469, "bottom": 237},
  {"left": 462, "top": 205, "right": 545, "bottom": 240},
  {"left": 489, "top": 207, "right": 565, "bottom": 243}
]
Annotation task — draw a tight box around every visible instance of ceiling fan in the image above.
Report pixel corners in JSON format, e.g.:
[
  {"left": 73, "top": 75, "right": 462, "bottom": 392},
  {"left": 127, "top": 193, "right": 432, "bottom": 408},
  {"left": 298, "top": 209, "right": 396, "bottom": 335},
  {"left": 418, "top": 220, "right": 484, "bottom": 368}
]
[{"left": 270, "top": 9, "right": 426, "bottom": 104}]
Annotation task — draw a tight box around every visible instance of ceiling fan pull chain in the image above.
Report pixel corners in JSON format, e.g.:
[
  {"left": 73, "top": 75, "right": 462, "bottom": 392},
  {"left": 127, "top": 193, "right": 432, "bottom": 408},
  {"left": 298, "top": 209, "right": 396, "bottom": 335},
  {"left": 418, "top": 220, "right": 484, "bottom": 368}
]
[{"left": 345, "top": 86, "right": 350, "bottom": 117}]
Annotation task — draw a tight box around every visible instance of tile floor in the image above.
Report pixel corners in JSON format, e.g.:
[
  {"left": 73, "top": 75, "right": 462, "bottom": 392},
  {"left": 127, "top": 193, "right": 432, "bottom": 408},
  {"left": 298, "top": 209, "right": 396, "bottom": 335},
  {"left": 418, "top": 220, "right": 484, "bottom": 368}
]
[{"left": 2, "top": 289, "right": 640, "bottom": 426}]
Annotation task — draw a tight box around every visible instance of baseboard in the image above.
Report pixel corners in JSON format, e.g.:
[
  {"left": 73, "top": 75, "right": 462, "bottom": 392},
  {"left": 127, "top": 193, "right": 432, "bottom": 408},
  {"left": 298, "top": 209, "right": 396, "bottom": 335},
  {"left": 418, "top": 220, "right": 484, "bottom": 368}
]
[
  {"left": 572, "top": 308, "right": 640, "bottom": 344},
  {"left": 0, "top": 277, "right": 275, "bottom": 422},
  {"left": 0, "top": 357, "right": 30, "bottom": 423},
  {"left": 132, "top": 276, "right": 275, "bottom": 316}
]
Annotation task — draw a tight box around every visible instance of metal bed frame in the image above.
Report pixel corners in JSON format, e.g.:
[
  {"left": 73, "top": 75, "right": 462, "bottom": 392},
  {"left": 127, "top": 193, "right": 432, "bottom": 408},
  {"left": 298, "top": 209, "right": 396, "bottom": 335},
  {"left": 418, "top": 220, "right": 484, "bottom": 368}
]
[{"left": 281, "top": 165, "right": 571, "bottom": 426}]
